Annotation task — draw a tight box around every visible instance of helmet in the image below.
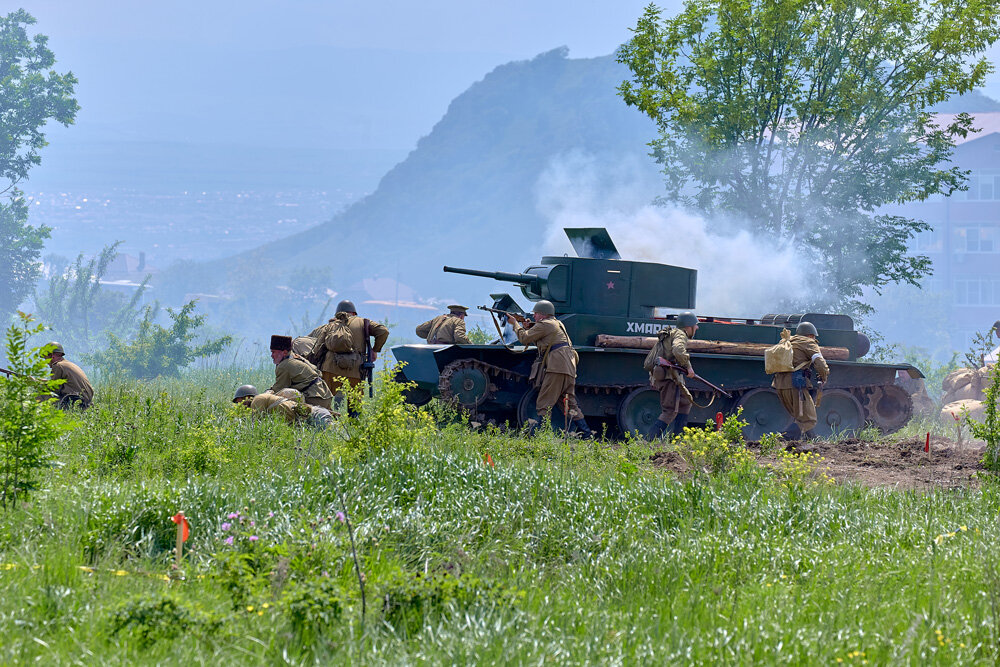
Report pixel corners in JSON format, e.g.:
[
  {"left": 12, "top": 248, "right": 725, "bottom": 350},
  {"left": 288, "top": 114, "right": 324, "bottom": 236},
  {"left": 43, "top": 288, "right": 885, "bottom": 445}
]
[
  {"left": 795, "top": 321, "right": 819, "bottom": 337},
  {"left": 46, "top": 341, "right": 65, "bottom": 356},
  {"left": 336, "top": 300, "right": 357, "bottom": 314},
  {"left": 677, "top": 312, "right": 698, "bottom": 328},
  {"left": 532, "top": 300, "right": 555, "bottom": 316},
  {"left": 233, "top": 384, "right": 258, "bottom": 402},
  {"left": 276, "top": 388, "right": 304, "bottom": 403}
]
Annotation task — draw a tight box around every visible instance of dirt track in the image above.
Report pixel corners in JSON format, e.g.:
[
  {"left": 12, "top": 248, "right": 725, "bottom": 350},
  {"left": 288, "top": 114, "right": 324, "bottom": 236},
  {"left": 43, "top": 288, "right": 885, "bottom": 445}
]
[{"left": 651, "top": 435, "right": 987, "bottom": 490}]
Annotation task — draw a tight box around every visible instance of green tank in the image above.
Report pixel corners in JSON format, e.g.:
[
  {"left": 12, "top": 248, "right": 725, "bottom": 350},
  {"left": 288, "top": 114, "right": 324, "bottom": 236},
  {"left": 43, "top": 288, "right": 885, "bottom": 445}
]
[{"left": 392, "top": 228, "right": 922, "bottom": 439}]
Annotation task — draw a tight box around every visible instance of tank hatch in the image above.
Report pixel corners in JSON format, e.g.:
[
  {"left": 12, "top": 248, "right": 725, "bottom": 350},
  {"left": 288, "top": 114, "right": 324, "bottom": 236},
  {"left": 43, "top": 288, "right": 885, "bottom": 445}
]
[{"left": 565, "top": 228, "right": 621, "bottom": 260}]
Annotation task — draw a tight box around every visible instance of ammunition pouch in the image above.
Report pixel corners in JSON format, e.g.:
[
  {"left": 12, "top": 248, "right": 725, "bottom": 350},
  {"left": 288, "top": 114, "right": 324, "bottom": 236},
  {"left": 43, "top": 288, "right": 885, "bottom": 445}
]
[
  {"left": 792, "top": 367, "right": 811, "bottom": 389},
  {"left": 529, "top": 358, "right": 546, "bottom": 388}
]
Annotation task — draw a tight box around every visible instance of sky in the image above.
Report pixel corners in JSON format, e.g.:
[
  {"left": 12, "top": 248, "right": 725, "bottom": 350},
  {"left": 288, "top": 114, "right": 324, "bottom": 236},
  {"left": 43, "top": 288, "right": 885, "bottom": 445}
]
[{"left": 18, "top": 0, "right": 676, "bottom": 151}]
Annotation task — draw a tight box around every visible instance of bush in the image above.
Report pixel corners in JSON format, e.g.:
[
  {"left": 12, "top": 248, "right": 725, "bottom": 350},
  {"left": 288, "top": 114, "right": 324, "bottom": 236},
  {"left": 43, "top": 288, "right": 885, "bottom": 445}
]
[
  {"left": 968, "top": 363, "right": 1000, "bottom": 471},
  {"left": 673, "top": 424, "right": 755, "bottom": 477},
  {"left": 106, "top": 593, "right": 222, "bottom": 648},
  {"left": 0, "top": 312, "right": 72, "bottom": 508},
  {"left": 283, "top": 578, "right": 345, "bottom": 645}
]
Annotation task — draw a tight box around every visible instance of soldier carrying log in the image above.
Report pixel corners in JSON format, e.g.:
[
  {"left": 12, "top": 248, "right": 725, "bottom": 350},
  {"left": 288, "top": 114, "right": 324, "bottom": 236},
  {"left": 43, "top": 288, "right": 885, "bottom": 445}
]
[{"left": 646, "top": 312, "right": 698, "bottom": 440}]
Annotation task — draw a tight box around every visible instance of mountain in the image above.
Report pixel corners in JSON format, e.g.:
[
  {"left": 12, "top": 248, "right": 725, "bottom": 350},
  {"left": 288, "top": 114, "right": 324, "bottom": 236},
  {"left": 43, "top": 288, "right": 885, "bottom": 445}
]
[{"left": 159, "top": 48, "right": 659, "bottom": 306}]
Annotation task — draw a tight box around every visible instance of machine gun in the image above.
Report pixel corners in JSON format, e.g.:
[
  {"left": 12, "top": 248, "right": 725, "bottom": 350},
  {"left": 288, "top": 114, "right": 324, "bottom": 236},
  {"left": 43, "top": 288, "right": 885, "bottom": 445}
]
[{"left": 657, "top": 357, "right": 732, "bottom": 398}]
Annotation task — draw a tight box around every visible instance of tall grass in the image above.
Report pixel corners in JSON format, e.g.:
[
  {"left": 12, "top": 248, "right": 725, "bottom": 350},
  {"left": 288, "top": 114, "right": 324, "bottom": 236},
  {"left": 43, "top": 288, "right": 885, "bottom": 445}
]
[{"left": 0, "top": 369, "right": 998, "bottom": 663}]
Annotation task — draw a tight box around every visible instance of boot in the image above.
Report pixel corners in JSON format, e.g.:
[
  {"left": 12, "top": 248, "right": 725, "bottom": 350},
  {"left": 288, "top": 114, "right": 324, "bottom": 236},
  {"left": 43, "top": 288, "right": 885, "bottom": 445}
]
[
  {"left": 803, "top": 428, "right": 818, "bottom": 440},
  {"left": 671, "top": 414, "right": 689, "bottom": 437},
  {"left": 781, "top": 423, "right": 802, "bottom": 441},
  {"left": 573, "top": 418, "right": 593, "bottom": 439},
  {"left": 648, "top": 419, "right": 670, "bottom": 440}
]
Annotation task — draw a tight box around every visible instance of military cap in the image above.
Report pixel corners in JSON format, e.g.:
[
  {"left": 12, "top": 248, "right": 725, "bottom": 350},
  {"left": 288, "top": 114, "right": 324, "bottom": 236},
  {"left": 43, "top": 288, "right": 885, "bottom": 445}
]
[
  {"left": 45, "top": 341, "right": 65, "bottom": 356},
  {"left": 448, "top": 304, "right": 469, "bottom": 315},
  {"left": 677, "top": 312, "right": 698, "bottom": 328},
  {"left": 336, "top": 300, "right": 357, "bottom": 314},
  {"left": 233, "top": 384, "right": 258, "bottom": 402},
  {"left": 270, "top": 334, "right": 293, "bottom": 351},
  {"left": 532, "top": 300, "right": 555, "bottom": 316},
  {"left": 795, "top": 321, "right": 819, "bottom": 337}
]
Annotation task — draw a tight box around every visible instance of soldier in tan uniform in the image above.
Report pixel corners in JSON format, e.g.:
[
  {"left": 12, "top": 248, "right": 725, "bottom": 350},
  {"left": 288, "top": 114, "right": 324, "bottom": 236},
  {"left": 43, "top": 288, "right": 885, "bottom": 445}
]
[
  {"left": 507, "top": 300, "right": 592, "bottom": 437},
  {"left": 268, "top": 334, "right": 333, "bottom": 410},
  {"left": 309, "top": 300, "right": 389, "bottom": 416},
  {"left": 44, "top": 342, "right": 94, "bottom": 409},
  {"left": 648, "top": 312, "right": 698, "bottom": 440},
  {"left": 233, "top": 385, "right": 334, "bottom": 429},
  {"left": 772, "top": 321, "right": 830, "bottom": 439},
  {"left": 416, "top": 305, "right": 471, "bottom": 344}
]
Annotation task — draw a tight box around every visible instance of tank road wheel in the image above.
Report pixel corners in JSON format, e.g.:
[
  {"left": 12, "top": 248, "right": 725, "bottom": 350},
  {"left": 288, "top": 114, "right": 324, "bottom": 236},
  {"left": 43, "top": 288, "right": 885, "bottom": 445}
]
[
  {"left": 867, "top": 384, "right": 913, "bottom": 434},
  {"left": 735, "top": 388, "right": 792, "bottom": 441},
  {"left": 814, "top": 389, "right": 866, "bottom": 438},
  {"left": 617, "top": 388, "right": 662, "bottom": 438},
  {"left": 516, "top": 388, "right": 572, "bottom": 432},
  {"left": 438, "top": 360, "right": 494, "bottom": 410}
]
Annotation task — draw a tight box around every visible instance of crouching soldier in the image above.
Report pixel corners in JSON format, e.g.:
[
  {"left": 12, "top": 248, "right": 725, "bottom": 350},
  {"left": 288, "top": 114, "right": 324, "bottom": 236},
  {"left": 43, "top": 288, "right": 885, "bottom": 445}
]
[
  {"left": 416, "top": 305, "right": 471, "bottom": 344},
  {"left": 647, "top": 312, "right": 697, "bottom": 440},
  {"left": 268, "top": 335, "right": 333, "bottom": 410},
  {"left": 232, "top": 385, "right": 334, "bottom": 430},
  {"left": 773, "top": 321, "right": 830, "bottom": 440},
  {"left": 507, "top": 300, "right": 591, "bottom": 437},
  {"left": 44, "top": 342, "right": 94, "bottom": 409}
]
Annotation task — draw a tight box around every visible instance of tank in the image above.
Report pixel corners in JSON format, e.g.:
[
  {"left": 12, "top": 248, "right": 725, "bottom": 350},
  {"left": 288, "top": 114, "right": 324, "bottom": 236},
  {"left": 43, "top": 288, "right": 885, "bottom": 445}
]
[{"left": 392, "top": 228, "right": 923, "bottom": 439}]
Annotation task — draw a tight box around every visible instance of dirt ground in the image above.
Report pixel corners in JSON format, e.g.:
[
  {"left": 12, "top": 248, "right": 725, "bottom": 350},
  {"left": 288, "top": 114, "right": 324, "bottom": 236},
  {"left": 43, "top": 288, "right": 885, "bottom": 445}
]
[{"left": 651, "top": 435, "right": 988, "bottom": 490}]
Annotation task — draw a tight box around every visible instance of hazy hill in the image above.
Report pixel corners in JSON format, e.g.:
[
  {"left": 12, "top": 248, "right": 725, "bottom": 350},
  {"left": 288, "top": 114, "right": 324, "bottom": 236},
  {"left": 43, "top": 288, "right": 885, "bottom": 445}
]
[{"left": 160, "top": 48, "right": 659, "bottom": 305}]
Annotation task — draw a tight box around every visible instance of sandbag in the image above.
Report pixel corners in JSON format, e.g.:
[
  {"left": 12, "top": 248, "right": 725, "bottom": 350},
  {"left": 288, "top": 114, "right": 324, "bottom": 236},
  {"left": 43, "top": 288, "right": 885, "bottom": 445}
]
[
  {"left": 764, "top": 329, "right": 794, "bottom": 374},
  {"left": 942, "top": 368, "right": 976, "bottom": 395}
]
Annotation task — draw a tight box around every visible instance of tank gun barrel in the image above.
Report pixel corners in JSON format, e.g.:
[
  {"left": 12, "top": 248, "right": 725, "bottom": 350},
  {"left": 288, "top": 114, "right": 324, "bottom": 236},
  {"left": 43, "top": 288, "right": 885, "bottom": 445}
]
[{"left": 443, "top": 266, "right": 542, "bottom": 286}]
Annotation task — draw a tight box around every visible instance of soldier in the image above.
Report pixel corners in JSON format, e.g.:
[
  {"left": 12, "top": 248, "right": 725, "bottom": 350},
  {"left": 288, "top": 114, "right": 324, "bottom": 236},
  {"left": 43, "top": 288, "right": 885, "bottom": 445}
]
[
  {"left": 44, "top": 342, "right": 94, "bottom": 409},
  {"left": 233, "top": 385, "right": 333, "bottom": 429},
  {"left": 772, "top": 321, "right": 830, "bottom": 440},
  {"left": 416, "top": 305, "right": 471, "bottom": 344},
  {"left": 507, "top": 300, "right": 592, "bottom": 437},
  {"left": 268, "top": 335, "right": 333, "bottom": 410},
  {"left": 310, "top": 299, "right": 389, "bottom": 415},
  {"left": 647, "top": 312, "right": 698, "bottom": 440}
]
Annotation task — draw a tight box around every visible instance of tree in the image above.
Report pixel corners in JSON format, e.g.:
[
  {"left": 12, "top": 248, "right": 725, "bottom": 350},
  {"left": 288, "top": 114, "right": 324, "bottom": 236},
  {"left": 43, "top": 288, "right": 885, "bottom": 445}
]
[
  {"left": 0, "top": 9, "right": 79, "bottom": 319},
  {"left": 617, "top": 0, "right": 1000, "bottom": 314}
]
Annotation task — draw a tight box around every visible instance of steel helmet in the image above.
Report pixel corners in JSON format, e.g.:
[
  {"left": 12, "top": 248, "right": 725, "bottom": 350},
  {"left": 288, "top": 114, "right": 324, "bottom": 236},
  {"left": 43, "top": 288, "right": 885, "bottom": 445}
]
[
  {"left": 233, "top": 384, "right": 258, "bottom": 402},
  {"left": 677, "top": 312, "right": 698, "bottom": 328},
  {"left": 46, "top": 341, "right": 65, "bottom": 356},
  {"left": 795, "top": 321, "right": 819, "bottom": 337},
  {"left": 532, "top": 300, "right": 555, "bottom": 316},
  {"left": 336, "top": 300, "right": 357, "bottom": 314}
]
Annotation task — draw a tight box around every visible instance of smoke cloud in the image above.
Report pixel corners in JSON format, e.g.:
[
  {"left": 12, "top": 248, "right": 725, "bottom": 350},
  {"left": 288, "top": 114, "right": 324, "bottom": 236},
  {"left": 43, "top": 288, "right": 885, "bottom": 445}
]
[{"left": 535, "top": 151, "right": 811, "bottom": 317}]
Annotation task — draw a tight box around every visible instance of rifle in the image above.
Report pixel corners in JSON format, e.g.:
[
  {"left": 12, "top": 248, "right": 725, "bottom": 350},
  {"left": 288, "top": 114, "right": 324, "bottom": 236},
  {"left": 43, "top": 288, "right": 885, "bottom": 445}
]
[
  {"left": 361, "top": 319, "right": 375, "bottom": 398},
  {"left": 478, "top": 306, "right": 534, "bottom": 327},
  {"left": 657, "top": 357, "right": 732, "bottom": 399},
  {"left": 0, "top": 366, "right": 14, "bottom": 377}
]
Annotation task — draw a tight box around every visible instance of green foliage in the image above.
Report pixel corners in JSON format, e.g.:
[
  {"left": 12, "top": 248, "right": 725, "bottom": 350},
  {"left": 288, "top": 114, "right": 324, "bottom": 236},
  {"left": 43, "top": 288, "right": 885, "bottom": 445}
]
[
  {"left": 0, "top": 10, "right": 78, "bottom": 319},
  {"left": 466, "top": 324, "right": 494, "bottom": 345},
  {"left": 283, "top": 578, "right": 345, "bottom": 644},
  {"left": 89, "top": 300, "right": 232, "bottom": 379},
  {"left": 769, "top": 449, "right": 835, "bottom": 488},
  {"left": 896, "top": 346, "right": 960, "bottom": 402},
  {"left": 617, "top": 0, "right": 1000, "bottom": 314},
  {"left": 673, "top": 424, "right": 755, "bottom": 477},
  {"left": 967, "top": 364, "right": 1000, "bottom": 471},
  {"left": 106, "top": 593, "right": 222, "bottom": 648},
  {"left": 0, "top": 312, "right": 71, "bottom": 508},
  {"left": 965, "top": 327, "right": 998, "bottom": 369},
  {"left": 339, "top": 366, "right": 435, "bottom": 458},
  {"left": 32, "top": 242, "right": 150, "bottom": 355}
]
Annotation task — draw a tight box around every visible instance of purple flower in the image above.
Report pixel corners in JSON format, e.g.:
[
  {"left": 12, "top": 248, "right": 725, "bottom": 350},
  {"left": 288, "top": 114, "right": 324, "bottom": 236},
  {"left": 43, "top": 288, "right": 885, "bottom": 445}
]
[
  {"left": 268, "top": 511, "right": 274, "bottom": 518},
  {"left": 227, "top": 512, "right": 239, "bottom": 519},
  {"left": 335, "top": 512, "right": 346, "bottom": 524},
  {"left": 224, "top": 536, "right": 234, "bottom": 545},
  {"left": 249, "top": 520, "right": 255, "bottom": 527},
  {"left": 249, "top": 535, "right": 259, "bottom": 542},
  {"left": 221, "top": 522, "right": 231, "bottom": 531}
]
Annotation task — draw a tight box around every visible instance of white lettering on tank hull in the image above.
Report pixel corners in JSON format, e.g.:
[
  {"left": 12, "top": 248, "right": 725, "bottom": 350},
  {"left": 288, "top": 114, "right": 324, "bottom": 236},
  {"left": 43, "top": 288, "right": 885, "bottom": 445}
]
[{"left": 625, "top": 322, "right": 665, "bottom": 335}]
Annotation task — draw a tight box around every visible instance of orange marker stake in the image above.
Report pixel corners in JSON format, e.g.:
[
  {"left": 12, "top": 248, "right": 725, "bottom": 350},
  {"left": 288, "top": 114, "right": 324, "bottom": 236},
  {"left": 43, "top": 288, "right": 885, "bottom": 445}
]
[{"left": 715, "top": 412, "right": 724, "bottom": 431}]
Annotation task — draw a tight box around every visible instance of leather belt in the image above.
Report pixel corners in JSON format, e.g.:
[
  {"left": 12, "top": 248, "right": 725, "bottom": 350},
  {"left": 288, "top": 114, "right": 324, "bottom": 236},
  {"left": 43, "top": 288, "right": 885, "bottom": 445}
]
[{"left": 549, "top": 342, "right": 569, "bottom": 351}]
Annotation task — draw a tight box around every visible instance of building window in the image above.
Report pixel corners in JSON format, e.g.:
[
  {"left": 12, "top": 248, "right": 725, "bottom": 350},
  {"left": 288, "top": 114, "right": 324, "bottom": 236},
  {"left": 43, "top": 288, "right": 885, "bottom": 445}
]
[
  {"left": 954, "top": 278, "right": 1000, "bottom": 305},
  {"left": 954, "top": 225, "right": 999, "bottom": 253},
  {"left": 913, "top": 228, "right": 943, "bottom": 252},
  {"left": 954, "top": 172, "right": 1000, "bottom": 201}
]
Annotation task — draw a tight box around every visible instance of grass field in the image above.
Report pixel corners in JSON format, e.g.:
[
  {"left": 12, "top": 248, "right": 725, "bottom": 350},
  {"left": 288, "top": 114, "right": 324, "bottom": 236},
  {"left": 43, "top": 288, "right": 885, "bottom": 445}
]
[{"left": 1, "top": 367, "right": 999, "bottom": 664}]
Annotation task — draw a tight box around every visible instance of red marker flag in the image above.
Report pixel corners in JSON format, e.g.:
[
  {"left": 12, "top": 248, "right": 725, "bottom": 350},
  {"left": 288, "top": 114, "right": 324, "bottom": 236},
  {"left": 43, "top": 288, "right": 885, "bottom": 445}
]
[
  {"left": 715, "top": 412, "right": 724, "bottom": 431},
  {"left": 924, "top": 432, "right": 930, "bottom": 453},
  {"left": 171, "top": 512, "right": 190, "bottom": 542},
  {"left": 484, "top": 453, "right": 495, "bottom": 468}
]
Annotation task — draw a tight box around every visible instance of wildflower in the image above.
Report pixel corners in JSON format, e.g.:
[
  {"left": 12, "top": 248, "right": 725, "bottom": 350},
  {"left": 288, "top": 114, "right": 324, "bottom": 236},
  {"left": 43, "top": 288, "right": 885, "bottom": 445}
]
[
  {"left": 336, "top": 511, "right": 346, "bottom": 524},
  {"left": 227, "top": 512, "right": 239, "bottom": 519},
  {"left": 960, "top": 525, "right": 968, "bottom": 532},
  {"left": 262, "top": 603, "right": 270, "bottom": 609},
  {"left": 221, "top": 522, "right": 231, "bottom": 531},
  {"left": 247, "top": 605, "right": 254, "bottom": 612},
  {"left": 934, "top": 534, "right": 945, "bottom": 544},
  {"left": 250, "top": 520, "right": 255, "bottom": 527},
  {"left": 268, "top": 511, "right": 274, "bottom": 518},
  {"left": 224, "top": 536, "right": 234, "bottom": 545},
  {"left": 249, "top": 535, "right": 259, "bottom": 542}
]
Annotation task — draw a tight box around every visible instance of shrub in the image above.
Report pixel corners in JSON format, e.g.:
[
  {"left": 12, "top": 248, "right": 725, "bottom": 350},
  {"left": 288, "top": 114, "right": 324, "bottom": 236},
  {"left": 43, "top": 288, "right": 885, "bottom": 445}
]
[
  {"left": 673, "top": 424, "right": 755, "bottom": 477},
  {"left": 283, "top": 578, "right": 345, "bottom": 645},
  {"left": 967, "top": 363, "right": 1000, "bottom": 471},
  {"left": 0, "top": 312, "right": 72, "bottom": 508},
  {"left": 340, "top": 366, "right": 435, "bottom": 459},
  {"left": 106, "top": 593, "right": 222, "bottom": 648},
  {"left": 769, "top": 449, "right": 834, "bottom": 488}
]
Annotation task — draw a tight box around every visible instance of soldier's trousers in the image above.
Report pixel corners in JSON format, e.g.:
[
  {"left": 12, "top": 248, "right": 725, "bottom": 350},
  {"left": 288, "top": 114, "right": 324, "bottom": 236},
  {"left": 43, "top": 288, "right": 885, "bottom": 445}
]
[
  {"left": 305, "top": 395, "right": 333, "bottom": 411},
  {"left": 323, "top": 372, "right": 361, "bottom": 412},
  {"left": 656, "top": 381, "right": 692, "bottom": 423},
  {"left": 536, "top": 372, "right": 582, "bottom": 424},
  {"left": 776, "top": 388, "right": 818, "bottom": 432}
]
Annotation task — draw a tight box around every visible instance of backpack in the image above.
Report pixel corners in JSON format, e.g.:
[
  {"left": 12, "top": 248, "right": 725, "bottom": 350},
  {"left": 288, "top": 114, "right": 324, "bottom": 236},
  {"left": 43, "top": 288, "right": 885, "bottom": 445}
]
[
  {"left": 764, "top": 329, "right": 795, "bottom": 374},
  {"left": 292, "top": 336, "right": 315, "bottom": 356},
  {"left": 643, "top": 328, "right": 672, "bottom": 372},
  {"left": 324, "top": 315, "right": 355, "bottom": 353}
]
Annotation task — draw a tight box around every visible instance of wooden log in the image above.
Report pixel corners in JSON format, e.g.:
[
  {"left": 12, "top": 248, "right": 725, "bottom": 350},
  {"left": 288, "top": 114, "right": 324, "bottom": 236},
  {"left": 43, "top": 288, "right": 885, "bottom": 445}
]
[{"left": 594, "top": 334, "right": 850, "bottom": 361}]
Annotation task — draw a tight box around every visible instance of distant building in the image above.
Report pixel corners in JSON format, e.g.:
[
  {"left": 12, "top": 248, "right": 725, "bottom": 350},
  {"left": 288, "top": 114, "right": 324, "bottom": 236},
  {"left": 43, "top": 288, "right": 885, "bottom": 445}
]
[{"left": 884, "top": 112, "right": 1000, "bottom": 349}]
